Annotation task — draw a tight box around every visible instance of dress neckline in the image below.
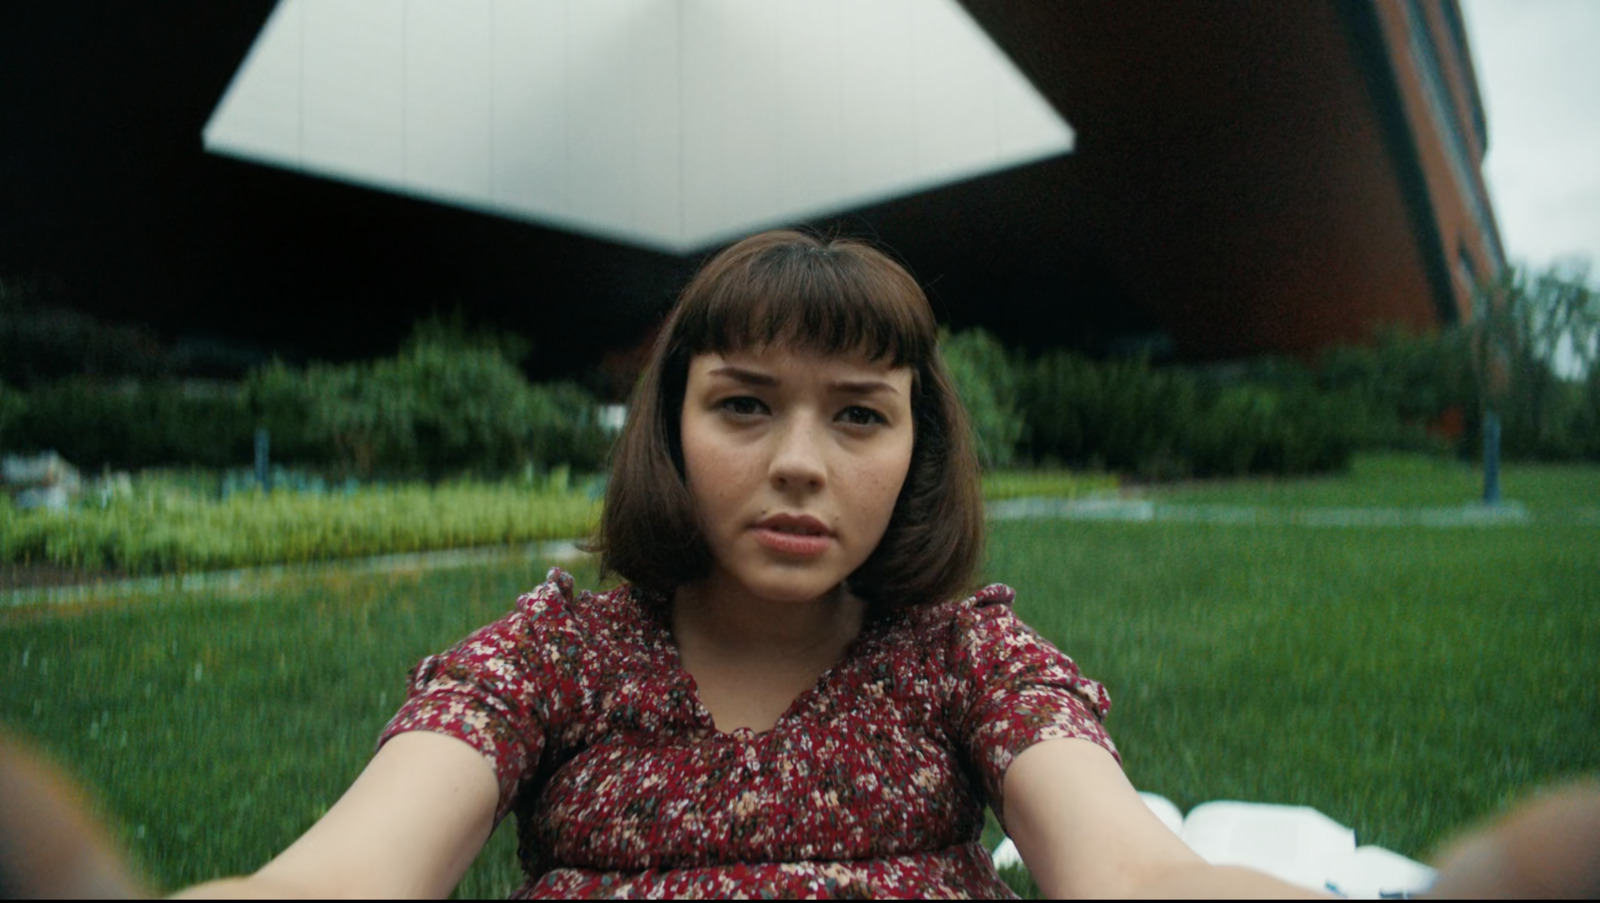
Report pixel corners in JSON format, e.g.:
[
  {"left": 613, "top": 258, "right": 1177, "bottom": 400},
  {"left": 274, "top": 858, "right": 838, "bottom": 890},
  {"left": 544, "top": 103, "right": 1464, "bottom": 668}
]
[{"left": 626, "top": 584, "right": 892, "bottom": 740}]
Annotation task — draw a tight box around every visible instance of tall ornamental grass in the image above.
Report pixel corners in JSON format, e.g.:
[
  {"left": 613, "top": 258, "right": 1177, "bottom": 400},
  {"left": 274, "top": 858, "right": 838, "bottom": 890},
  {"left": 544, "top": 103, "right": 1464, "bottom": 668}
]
[{"left": 1, "top": 482, "right": 599, "bottom": 576}]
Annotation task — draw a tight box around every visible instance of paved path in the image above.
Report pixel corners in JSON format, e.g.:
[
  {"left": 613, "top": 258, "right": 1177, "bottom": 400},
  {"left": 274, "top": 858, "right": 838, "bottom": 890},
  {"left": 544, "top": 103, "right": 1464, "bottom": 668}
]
[
  {"left": 1, "top": 539, "right": 586, "bottom": 610},
  {"left": 983, "top": 496, "right": 1588, "bottom": 527}
]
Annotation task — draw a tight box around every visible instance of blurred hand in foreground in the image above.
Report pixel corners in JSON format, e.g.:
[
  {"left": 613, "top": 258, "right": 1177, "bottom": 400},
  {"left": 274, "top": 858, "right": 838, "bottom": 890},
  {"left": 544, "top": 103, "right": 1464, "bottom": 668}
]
[
  {"left": 1428, "top": 779, "right": 1600, "bottom": 899},
  {"left": 0, "top": 730, "right": 146, "bottom": 899}
]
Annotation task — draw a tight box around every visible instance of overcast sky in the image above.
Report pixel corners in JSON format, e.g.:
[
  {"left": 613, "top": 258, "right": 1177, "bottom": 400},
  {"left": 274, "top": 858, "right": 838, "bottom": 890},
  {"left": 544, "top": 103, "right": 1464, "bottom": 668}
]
[{"left": 1461, "top": 0, "right": 1600, "bottom": 277}]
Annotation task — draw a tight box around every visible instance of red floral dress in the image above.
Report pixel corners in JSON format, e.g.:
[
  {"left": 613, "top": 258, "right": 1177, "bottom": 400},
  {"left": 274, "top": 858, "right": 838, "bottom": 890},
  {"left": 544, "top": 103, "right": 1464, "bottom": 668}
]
[{"left": 380, "top": 568, "right": 1117, "bottom": 899}]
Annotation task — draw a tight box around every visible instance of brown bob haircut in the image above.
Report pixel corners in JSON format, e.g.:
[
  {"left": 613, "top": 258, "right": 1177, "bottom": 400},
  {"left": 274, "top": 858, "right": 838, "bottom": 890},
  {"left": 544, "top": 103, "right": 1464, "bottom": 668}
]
[{"left": 593, "top": 229, "right": 984, "bottom": 610}]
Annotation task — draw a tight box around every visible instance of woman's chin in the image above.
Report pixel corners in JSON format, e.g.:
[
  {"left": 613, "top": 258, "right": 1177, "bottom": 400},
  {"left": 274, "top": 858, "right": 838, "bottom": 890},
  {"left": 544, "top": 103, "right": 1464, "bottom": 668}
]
[
  {"left": 727, "top": 564, "right": 850, "bottom": 607},
  {"left": 748, "top": 579, "right": 844, "bottom": 606}
]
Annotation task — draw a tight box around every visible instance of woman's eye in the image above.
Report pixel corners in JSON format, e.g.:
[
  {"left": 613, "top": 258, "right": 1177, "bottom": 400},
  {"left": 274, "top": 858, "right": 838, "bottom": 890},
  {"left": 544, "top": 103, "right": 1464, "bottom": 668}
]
[
  {"left": 838, "top": 405, "right": 888, "bottom": 427},
  {"left": 718, "top": 396, "right": 767, "bottom": 417}
]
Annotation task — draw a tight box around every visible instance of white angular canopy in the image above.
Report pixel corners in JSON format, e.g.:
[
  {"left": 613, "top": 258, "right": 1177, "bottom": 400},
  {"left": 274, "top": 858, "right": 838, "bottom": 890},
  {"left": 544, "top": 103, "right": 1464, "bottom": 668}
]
[{"left": 204, "top": 0, "right": 1074, "bottom": 254}]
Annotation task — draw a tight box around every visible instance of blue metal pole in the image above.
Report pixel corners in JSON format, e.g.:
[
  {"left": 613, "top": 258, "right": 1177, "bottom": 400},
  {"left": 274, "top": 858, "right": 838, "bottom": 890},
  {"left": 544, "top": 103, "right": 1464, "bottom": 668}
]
[
  {"left": 1482, "top": 411, "right": 1500, "bottom": 505},
  {"left": 255, "top": 428, "right": 272, "bottom": 495}
]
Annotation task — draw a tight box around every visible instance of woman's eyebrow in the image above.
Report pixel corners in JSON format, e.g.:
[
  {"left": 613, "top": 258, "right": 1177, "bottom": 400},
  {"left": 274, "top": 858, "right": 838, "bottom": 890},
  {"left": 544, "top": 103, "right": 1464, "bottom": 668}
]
[
  {"left": 707, "top": 365, "right": 778, "bottom": 386},
  {"left": 828, "top": 379, "right": 899, "bottom": 396},
  {"left": 706, "top": 366, "right": 899, "bottom": 396}
]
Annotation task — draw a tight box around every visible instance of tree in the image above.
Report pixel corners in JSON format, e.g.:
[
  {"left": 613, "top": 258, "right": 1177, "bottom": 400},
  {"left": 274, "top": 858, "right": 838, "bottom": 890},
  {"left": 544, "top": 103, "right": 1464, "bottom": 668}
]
[{"left": 1473, "top": 261, "right": 1600, "bottom": 459}]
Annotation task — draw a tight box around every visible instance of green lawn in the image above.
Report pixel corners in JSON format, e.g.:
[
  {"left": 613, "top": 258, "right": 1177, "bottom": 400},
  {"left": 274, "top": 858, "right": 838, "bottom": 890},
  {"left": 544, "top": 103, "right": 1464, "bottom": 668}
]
[
  {"left": 1, "top": 563, "right": 551, "bottom": 897},
  {"left": 1, "top": 456, "right": 1596, "bottom": 896},
  {"left": 1147, "top": 451, "right": 1600, "bottom": 516},
  {"left": 989, "top": 518, "right": 1598, "bottom": 858}
]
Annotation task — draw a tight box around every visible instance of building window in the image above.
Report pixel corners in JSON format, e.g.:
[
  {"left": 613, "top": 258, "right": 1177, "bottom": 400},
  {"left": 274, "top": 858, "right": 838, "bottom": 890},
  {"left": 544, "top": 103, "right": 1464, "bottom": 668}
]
[
  {"left": 1458, "top": 243, "right": 1485, "bottom": 321},
  {"left": 1438, "top": 0, "right": 1488, "bottom": 153},
  {"left": 1402, "top": 0, "right": 1505, "bottom": 275}
]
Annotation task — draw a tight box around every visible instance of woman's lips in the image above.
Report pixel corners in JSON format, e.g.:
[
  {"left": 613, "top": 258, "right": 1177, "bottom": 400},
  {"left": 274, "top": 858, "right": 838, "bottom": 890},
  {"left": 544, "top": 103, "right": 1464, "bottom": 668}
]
[
  {"left": 750, "top": 514, "right": 833, "bottom": 557},
  {"left": 751, "top": 527, "right": 833, "bottom": 556}
]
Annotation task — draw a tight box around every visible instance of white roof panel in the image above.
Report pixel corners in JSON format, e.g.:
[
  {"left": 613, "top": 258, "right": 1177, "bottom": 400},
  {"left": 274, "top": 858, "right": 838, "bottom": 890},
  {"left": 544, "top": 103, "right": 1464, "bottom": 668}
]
[{"left": 204, "top": 0, "right": 1074, "bottom": 253}]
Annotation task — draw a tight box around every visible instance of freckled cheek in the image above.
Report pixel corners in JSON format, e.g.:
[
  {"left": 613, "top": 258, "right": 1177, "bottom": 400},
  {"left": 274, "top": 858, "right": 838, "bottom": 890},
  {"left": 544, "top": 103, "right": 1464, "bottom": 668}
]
[
  {"left": 848, "top": 456, "right": 912, "bottom": 524},
  {"left": 682, "top": 440, "right": 761, "bottom": 524}
]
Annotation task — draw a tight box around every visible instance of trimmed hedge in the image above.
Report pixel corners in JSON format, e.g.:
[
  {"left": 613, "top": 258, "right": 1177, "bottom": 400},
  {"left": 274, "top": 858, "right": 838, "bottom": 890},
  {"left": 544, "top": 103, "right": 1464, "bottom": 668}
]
[
  {"left": 7, "top": 379, "right": 254, "bottom": 470},
  {"left": 3, "top": 347, "right": 611, "bottom": 478},
  {"left": 1314, "top": 326, "right": 1473, "bottom": 452},
  {"left": 245, "top": 345, "right": 610, "bottom": 479},
  {"left": 19, "top": 315, "right": 1589, "bottom": 480},
  {"left": 935, "top": 330, "right": 1373, "bottom": 479},
  {"left": 1017, "top": 351, "right": 1364, "bottom": 478},
  {"left": 940, "top": 329, "right": 1023, "bottom": 468}
]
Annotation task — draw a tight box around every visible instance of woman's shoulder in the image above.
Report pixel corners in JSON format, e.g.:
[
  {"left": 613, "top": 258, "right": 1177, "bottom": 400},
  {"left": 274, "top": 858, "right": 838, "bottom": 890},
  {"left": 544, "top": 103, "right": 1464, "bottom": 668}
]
[
  {"left": 894, "top": 583, "right": 1019, "bottom": 633},
  {"left": 870, "top": 584, "right": 1028, "bottom": 667},
  {"left": 511, "top": 566, "right": 656, "bottom": 643},
  {"left": 513, "top": 566, "right": 581, "bottom": 615},
  {"left": 888, "top": 583, "right": 1108, "bottom": 705}
]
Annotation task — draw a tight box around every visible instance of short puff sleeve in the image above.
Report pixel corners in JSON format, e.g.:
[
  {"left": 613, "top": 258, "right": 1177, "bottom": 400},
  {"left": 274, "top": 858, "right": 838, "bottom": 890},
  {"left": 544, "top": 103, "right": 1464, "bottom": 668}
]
[
  {"left": 377, "top": 568, "right": 582, "bottom": 821},
  {"left": 943, "top": 584, "right": 1119, "bottom": 812}
]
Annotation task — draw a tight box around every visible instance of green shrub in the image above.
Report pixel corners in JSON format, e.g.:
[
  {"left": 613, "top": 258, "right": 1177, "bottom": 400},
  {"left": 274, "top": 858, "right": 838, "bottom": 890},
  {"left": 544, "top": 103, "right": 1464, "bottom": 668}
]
[
  {"left": 2, "top": 344, "right": 610, "bottom": 477},
  {"left": 1019, "top": 352, "right": 1110, "bottom": 467},
  {"left": 1019, "top": 352, "right": 1199, "bottom": 478},
  {"left": 0, "top": 380, "right": 25, "bottom": 447},
  {"left": 1499, "top": 377, "right": 1597, "bottom": 461},
  {"left": 0, "top": 277, "right": 175, "bottom": 386},
  {"left": 6, "top": 379, "right": 253, "bottom": 469},
  {"left": 1315, "top": 326, "right": 1473, "bottom": 452},
  {"left": 1186, "top": 384, "right": 1280, "bottom": 476},
  {"left": 384, "top": 344, "right": 533, "bottom": 476},
  {"left": 244, "top": 345, "right": 610, "bottom": 479},
  {"left": 940, "top": 329, "right": 1023, "bottom": 468},
  {"left": 1187, "top": 361, "right": 1369, "bottom": 476},
  {"left": 523, "top": 380, "right": 613, "bottom": 476},
  {"left": 240, "top": 360, "right": 336, "bottom": 466},
  {"left": 1580, "top": 369, "right": 1600, "bottom": 459},
  {"left": 1018, "top": 351, "right": 1359, "bottom": 479}
]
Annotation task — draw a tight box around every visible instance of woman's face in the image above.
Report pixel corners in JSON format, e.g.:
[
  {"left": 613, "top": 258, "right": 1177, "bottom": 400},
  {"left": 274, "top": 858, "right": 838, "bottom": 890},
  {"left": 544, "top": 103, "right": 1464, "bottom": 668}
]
[{"left": 679, "top": 345, "right": 915, "bottom": 605}]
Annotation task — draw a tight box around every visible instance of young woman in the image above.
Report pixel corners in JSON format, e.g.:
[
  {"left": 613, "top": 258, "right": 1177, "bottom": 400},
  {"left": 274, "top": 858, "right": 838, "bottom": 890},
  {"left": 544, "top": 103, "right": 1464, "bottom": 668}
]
[
  {"left": 175, "top": 230, "right": 1309, "bottom": 898},
  {"left": 173, "top": 229, "right": 1305, "bottom": 898}
]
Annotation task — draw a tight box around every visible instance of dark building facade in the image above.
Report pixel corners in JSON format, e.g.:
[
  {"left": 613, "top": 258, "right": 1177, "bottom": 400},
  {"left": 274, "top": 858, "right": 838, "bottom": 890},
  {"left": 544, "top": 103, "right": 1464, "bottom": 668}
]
[
  {"left": 924, "top": 0, "right": 1505, "bottom": 363},
  {"left": 0, "top": 1, "right": 1505, "bottom": 380}
]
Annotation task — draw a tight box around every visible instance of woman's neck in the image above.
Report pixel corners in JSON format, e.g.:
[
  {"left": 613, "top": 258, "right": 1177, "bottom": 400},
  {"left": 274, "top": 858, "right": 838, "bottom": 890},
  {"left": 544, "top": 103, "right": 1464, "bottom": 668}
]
[{"left": 670, "top": 573, "right": 865, "bottom": 667}]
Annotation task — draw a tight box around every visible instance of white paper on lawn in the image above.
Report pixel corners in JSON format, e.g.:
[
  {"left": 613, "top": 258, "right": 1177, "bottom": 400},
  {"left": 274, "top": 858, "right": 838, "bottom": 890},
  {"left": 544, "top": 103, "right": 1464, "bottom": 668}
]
[
  {"left": 1180, "top": 800, "right": 1357, "bottom": 891},
  {"left": 991, "top": 795, "right": 1438, "bottom": 898}
]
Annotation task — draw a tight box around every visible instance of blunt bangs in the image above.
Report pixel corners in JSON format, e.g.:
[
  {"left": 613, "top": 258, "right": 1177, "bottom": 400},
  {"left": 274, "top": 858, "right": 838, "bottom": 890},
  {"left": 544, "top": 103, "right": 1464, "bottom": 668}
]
[{"left": 671, "top": 232, "right": 936, "bottom": 369}]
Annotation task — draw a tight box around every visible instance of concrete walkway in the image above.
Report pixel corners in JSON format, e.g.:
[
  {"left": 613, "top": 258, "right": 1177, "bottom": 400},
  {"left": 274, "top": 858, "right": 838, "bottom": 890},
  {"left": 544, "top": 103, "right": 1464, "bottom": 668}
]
[
  {"left": 1, "top": 539, "right": 586, "bottom": 610},
  {"left": 987, "top": 495, "right": 1600, "bottom": 527}
]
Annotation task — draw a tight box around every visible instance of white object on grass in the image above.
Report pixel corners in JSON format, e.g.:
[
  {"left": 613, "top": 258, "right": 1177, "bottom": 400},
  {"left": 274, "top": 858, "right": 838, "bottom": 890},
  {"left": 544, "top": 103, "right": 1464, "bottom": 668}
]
[{"left": 988, "top": 793, "right": 1436, "bottom": 898}]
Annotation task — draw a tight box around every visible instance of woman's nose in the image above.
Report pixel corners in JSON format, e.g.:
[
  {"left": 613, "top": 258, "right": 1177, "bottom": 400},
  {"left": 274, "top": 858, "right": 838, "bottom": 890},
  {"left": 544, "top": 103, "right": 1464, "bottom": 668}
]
[{"left": 768, "top": 418, "right": 827, "bottom": 491}]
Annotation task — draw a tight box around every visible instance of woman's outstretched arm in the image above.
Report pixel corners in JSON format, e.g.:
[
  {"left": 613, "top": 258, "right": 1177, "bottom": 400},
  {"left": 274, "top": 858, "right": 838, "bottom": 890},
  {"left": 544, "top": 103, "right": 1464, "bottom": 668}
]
[
  {"left": 174, "top": 731, "right": 499, "bottom": 899},
  {"left": 1003, "top": 737, "right": 1325, "bottom": 898}
]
